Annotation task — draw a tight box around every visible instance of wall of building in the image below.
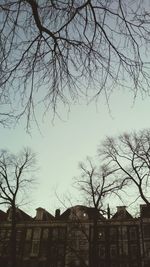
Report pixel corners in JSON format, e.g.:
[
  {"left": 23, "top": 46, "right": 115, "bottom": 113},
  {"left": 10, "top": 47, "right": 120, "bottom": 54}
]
[{"left": 0, "top": 205, "right": 150, "bottom": 267}]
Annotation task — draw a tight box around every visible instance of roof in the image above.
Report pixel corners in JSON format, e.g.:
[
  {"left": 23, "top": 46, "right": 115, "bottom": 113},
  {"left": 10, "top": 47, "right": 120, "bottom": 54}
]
[
  {"left": 35, "top": 207, "right": 54, "bottom": 221},
  {"left": 59, "top": 205, "right": 105, "bottom": 221},
  {"left": 7, "top": 207, "right": 33, "bottom": 222},
  {"left": 16, "top": 208, "right": 33, "bottom": 221}
]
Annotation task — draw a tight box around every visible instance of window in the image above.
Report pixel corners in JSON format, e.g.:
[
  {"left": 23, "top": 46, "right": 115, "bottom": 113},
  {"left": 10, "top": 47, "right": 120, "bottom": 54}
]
[
  {"left": 59, "top": 227, "right": 66, "bottom": 240},
  {"left": 118, "top": 226, "right": 128, "bottom": 240},
  {"left": 26, "top": 228, "right": 32, "bottom": 240},
  {"left": 50, "top": 246, "right": 57, "bottom": 257},
  {"left": 16, "top": 229, "right": 22, "bottom": 240},
  {"left": 109, "top": 227, "right": 118, "bottom": 241},
  {"left": 122, "top": 243, "right": 128, "bottom": 256},
  {"left": 30, "top": 228, "right": 41, "bottom": 257},
  {"left": 110, "top": 245, "right": 118, "bottom": 258},
  {"left": 1, "top": 240, "right": 9, "bottom": 256},
  {"left": 144, "top": 242, "right": 150, "bottom": 257},
  {"left": 40, "top": 240, "right": 48, "bottom": 257},
  {"left": 52, "top": 227, "right": 66, "bottom": 241},
  {"left": 57, "top": 245, "right": 65, "bottom": 257},
  {"left": 6, "top": 230, "right": 11, "bottom": 239},
  {"left": 40, "top": 228, "right": 49, "bottom": 257},
  {"left": 98, "top": 227, "right": 105, "bottom": 241},
  {"left": 0, "top": 229, "right": 6, "bottom": 240},
  {"left": 52, "top": 228, "right": 58, "bottom": 240},
  {"left": 98, "top": 245, "right": 105, "bottom": 259},
  {"left": 16, "top": 245, "right": 20, "bottom": 255},
  {"left": 122, "top": 226, "right": 128, "bottom": 240},
  {"left": 24, "top": 242, "right": 31, "bottom": 257},
  {"left": 33, "top": 228, "right": 41, "bottom": 239},
  {"left": 42, "top": 228, "right": 49, "bottom": 240},
  {"left": 31, "top": 241, "right": 40, "bottom": 256},
  {"left": 118, "top": 243, "right": 128, "bottom": 256},
  {"left": 130, "top": 244, "right": 138, "bottom": 259},
  {"left": 129, "top": 227, "right": 137, "bottom": 240}
]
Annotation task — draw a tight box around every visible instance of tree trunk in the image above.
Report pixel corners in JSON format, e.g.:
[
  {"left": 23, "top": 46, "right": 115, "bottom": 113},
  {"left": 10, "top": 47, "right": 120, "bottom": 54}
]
[
  {"left": 10, "top": 205, "right": 17, "bottom": 267},
  {"left": 90, "top": 210, "right": 99, "bottom": 267}
]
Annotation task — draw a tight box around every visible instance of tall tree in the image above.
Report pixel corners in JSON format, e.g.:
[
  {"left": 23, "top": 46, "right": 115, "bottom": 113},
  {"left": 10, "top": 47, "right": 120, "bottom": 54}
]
[
  {"left": 0, "top": 0, "right": 150, "bottom": 129},
  {"left": 0, "top": 148, "right": 36, "bottom": 267},
  {"left": 76, "top": 157, "right": 126, "bottom": 267},
  {"left": 100, "top": 129, "right": 150, "bottom": 206}
]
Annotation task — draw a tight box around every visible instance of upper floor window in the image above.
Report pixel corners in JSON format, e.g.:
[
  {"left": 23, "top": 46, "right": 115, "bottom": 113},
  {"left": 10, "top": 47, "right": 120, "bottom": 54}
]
[
  {"left": 42, "top": 228, "right": 49, "bottom": 240},
  {"left": 52, "top": 227, "right": 66, "bottom": 241},
  {"left": 26, "top": 229, "right": 32, "bottom": 241},
  {"left": 118, "top": 226, "right": 128, "bottom": 240},
  {"left": 129, "top": 227, "right": 137, "bottom": 240},
  {"left": 33, "top": 228, "right": 41, "bottom": 240},
  {"left": 109, "top": 227, "right": 118, "bottom": 241},
  {"left": 0, "top": 229, "right": 6, "bottom": 240},
  {"left": 98, "top": 227, "right": 105, "bottom": 241},
  {"left": 16, "top": 229, "right": 22, "bottom": 240}
]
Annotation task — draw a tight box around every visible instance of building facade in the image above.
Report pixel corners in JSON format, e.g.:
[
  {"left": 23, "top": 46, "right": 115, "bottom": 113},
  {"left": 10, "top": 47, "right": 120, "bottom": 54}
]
[{"left": 0, "top": 205, "right": 150, "bottom": 267}]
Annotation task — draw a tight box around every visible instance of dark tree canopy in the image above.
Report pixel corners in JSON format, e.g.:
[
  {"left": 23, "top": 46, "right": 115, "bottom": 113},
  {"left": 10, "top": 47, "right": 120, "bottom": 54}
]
[{"left": 0, "top": 0, "right": 150, "bottom": 129}]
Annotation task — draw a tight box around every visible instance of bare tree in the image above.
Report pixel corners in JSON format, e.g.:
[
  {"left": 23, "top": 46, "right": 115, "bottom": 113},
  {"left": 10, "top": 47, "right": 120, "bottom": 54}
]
[
  {"left": 76, "top": 157, "right": 126, "bottom": 211},
  {"left": 75, "top": 157, "right": 126, "bottom": 267},
  {"left": 0, "top": 148, "right": 36, "bottom": 267},
  {"left": 100, "top": 129, "right": 150, "bottom": 207},
  {"left": 0, "top": 0, "right": 150, "bottom": 129}
]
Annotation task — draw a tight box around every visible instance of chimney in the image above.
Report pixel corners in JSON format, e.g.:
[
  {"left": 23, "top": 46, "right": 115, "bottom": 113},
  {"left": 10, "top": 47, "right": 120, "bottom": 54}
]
[
  {"left": 36, "top": 207, "right": 44, "bottom": 220},
  {"left": 117, "top": 206, "right": 127, "bottom": 217},
  {"left": 117, "top": 206, "right": 126, "bottom": 212},
  {"left": 55, "top": 209, "right": 60, "bottom": 218},
  {"left": 107, "top": 204, "right": 110, "bottom": 219}
]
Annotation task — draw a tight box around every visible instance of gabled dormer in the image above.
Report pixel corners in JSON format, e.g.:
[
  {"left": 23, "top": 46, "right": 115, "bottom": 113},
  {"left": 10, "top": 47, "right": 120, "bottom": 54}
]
[
  {"left": 35, "top": 207, "right": 54, "bottom": 221},
  {"left": 112, "top": 206, "right": 133, "bottom": 220}
]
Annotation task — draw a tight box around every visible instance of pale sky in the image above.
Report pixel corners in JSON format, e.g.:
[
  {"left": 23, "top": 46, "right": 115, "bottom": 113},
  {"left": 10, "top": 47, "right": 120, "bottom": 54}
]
[{"left": 0, "top": 89, "right": 150, "bottom": 216}]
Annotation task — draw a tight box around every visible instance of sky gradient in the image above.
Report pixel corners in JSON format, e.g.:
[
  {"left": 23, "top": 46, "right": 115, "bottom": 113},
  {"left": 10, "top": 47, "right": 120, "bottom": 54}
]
[{"left": 0, "top": 89, "right": 150, "bottom": 216}]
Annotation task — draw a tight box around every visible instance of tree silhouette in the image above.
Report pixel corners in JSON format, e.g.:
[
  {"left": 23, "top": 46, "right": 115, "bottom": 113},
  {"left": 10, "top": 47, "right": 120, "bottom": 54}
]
[
  {"left": 0, "top": 148, "right": 36, "bottom": 267},
  {"left": 100, "top": 129, "right": 150, "bottom": 206},
  {"left": 76, "top": 157, "right": 126, "bottom": 267},
  {"left": 0, "top": 0, "right": 150, "bottom": 129}
]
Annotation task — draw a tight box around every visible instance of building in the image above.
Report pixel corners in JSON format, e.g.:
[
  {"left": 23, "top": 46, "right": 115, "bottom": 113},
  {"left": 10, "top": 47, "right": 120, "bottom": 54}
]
[{"left": 0, "top": 204, "right": 150, "bottom": 267}]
